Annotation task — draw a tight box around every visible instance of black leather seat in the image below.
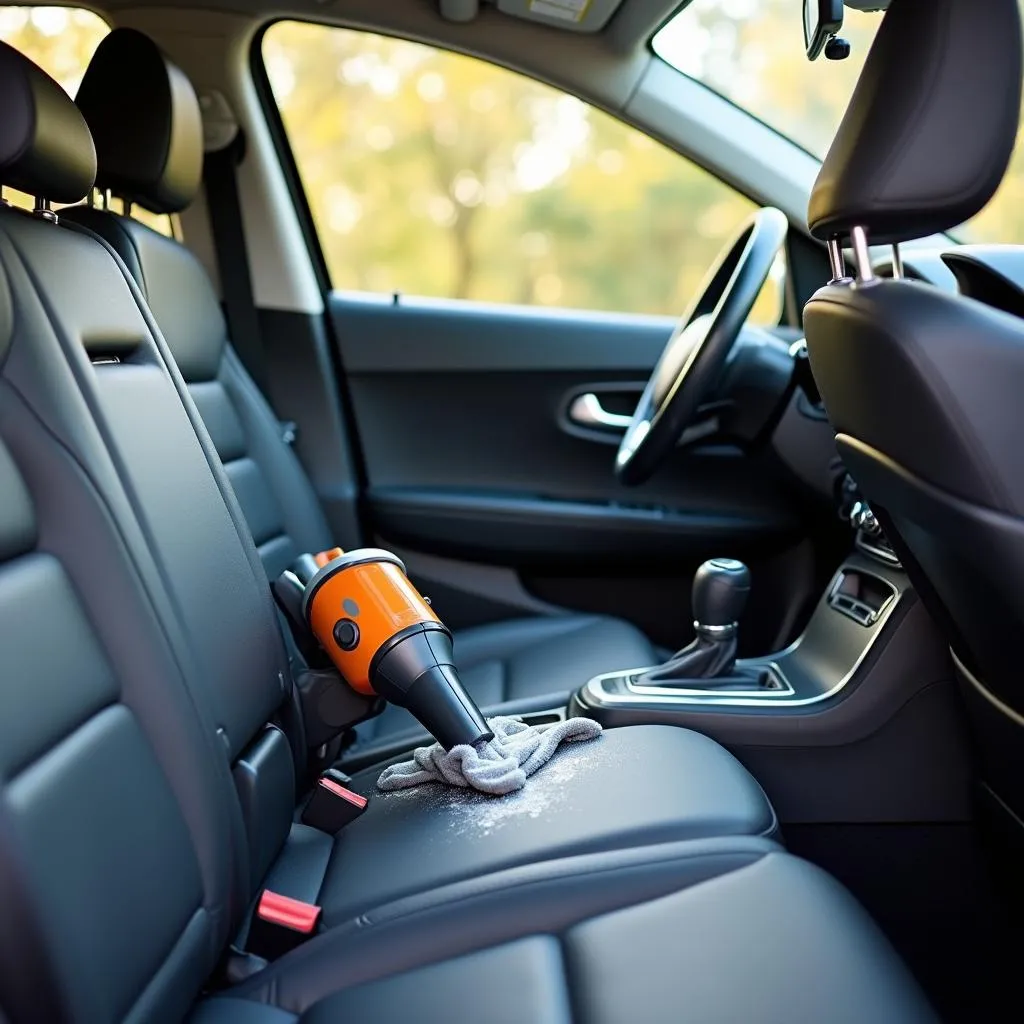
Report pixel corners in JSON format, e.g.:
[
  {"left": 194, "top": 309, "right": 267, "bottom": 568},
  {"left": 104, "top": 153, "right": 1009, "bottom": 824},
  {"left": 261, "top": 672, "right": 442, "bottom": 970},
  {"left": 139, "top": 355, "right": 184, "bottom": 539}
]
[
  {"left": 803, "top": 0, "right": 1024, "bottom": 823},
  {"left": 194, "top": 847, "right": 936, "bottom": 1024},
  {"left": 63, "top": 28, "right": 655, "bottom": 743},
  {"left": 0, "top": 36, "right": 935, "bottom": 1024},
  {"left": 0, "top": 31, "right": 779, "bottom": 893}
]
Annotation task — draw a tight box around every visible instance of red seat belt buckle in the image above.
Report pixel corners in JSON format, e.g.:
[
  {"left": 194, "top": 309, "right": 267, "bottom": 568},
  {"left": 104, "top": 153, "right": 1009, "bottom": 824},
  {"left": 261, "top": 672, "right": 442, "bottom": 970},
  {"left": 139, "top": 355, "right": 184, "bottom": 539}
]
[
  {"left": 301, "top": 769, "right": 369, "bottom": 834},
  {"left": 258, "top": 891, "right": 321, "bottom": 933},
  {"left": 247, "top": 890, "right": 322, "bottom": 960}
]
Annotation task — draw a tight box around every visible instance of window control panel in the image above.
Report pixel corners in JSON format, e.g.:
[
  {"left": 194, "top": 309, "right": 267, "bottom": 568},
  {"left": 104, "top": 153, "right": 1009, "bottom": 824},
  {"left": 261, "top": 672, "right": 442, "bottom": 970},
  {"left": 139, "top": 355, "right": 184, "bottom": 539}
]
[{"left": 827, "top": 569, "right": 897, "bottom": 627}]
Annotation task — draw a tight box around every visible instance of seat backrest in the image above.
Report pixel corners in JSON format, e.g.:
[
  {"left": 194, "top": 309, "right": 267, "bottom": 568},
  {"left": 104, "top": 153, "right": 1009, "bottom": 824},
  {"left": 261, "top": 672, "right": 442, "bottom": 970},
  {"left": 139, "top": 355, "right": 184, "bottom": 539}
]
[
  {"left": 0, "top": 45, "right": 244, "bottom": 1023},
  {"left": 803, "top": 0, "right": 1024, "bottom": 816},
  {"left": 67, "top": 28, "right": 335, "bottom": 583},
  {"left": 1, "top": 27, "right": 317, "bottom": 945}
]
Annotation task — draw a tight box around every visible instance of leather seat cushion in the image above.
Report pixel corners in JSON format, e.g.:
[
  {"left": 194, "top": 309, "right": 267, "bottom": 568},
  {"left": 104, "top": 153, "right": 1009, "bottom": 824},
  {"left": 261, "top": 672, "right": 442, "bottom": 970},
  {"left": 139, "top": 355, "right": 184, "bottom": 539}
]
[
  {"left": 308, "top": 724, "right": 777, "bottom": 925},
  {"left": 454, "top": 614, "right": 654, "bottom": 703},
  {"left": 193, "top": 847, "right": 936, "bottom": 1023}
]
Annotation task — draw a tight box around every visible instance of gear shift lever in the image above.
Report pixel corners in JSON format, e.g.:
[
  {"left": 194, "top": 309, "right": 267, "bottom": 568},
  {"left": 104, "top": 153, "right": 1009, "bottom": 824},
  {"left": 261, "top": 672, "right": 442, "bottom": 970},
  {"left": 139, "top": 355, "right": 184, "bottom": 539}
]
[
  {"left": 639, "top": 558, "right": 751, "bottom": 685},
  {"left": 693, "top": 558, "right": 751, "bottom": 636}
]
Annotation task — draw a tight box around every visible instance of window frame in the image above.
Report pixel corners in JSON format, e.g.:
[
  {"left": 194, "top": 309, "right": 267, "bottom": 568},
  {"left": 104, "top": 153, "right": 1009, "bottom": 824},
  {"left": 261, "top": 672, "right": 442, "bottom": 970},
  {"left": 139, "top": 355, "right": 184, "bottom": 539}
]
[{"left": 251, "top": 21, "right": 333, "bottom": 295}]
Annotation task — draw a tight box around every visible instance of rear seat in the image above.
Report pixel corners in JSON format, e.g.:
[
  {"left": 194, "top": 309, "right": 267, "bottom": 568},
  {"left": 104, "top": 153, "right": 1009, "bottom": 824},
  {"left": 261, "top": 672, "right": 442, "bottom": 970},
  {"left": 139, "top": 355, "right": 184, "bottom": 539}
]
[
  {"left": 0, "top": 41, "right": 936, "bottom": 1023},
  {"left": 62, "top": 28, "right": 657, "bottom": 750}
]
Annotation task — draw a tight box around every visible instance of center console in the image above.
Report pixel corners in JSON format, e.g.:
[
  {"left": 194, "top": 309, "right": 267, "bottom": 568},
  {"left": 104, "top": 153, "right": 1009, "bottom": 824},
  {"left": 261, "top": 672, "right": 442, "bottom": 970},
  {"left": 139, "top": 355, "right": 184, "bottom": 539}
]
[
  {"left": 572, "top": 522, "right": 970, "bottom": 827},
  {"left": 579, "top": 551, "right": 904, "bottom": 714}
]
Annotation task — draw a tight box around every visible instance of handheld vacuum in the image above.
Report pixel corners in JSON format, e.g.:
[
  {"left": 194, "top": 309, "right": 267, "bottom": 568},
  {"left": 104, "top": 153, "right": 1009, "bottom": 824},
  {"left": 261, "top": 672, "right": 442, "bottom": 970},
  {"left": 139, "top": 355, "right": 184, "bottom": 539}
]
[{"left": 274, "top": 548, "right": 493, "bottom": 750}]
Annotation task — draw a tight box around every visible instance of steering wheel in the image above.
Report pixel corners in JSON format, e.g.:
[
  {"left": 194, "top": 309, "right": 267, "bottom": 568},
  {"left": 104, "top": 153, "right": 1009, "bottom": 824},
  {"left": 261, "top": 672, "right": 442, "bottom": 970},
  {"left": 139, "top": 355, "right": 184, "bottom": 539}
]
[{"left": 615, "top": 207, "right": 789, "bottom": 485}]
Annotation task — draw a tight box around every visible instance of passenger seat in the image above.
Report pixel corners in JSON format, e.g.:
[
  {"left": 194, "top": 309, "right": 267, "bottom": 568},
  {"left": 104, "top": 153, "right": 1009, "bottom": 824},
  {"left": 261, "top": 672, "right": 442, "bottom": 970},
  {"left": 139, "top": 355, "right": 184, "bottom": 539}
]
[{"left": 65, "top": 28, "right": 657, "bottom": 747}]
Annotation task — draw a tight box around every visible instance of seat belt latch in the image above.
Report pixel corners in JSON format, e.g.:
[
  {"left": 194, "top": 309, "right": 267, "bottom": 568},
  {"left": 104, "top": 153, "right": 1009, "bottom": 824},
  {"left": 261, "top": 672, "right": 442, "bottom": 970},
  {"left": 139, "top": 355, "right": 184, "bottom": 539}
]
[
  {"left": 248, "top": 890, "right": 322, "bottom": 960},
  {"left": 301, "top": 769, "right": 369, "bottom": 834}
]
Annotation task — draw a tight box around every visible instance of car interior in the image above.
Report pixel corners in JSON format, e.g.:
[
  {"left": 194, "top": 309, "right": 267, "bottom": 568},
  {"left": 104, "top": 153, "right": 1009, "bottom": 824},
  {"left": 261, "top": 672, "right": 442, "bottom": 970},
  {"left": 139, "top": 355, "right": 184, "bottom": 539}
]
[{"left": 0, "top": 0, "right": 1022, "bottom": 1020}]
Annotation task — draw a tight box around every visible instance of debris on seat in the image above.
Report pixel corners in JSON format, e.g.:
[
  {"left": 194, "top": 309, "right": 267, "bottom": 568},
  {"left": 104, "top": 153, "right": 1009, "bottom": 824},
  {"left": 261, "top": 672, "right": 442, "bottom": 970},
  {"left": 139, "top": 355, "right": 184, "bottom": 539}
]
[{"left": 377, "top": 716, "right": 602, "bottom": 795}]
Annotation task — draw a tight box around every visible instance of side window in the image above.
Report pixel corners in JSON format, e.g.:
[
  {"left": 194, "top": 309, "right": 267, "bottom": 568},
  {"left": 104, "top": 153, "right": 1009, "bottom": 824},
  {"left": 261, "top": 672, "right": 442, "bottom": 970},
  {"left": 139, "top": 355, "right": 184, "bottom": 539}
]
[
  {"left": 0, "top": 6, "right": 174, "bottom": 237},
  {"left": 263, "top": 22, "right": 781, "bottom": 322}
]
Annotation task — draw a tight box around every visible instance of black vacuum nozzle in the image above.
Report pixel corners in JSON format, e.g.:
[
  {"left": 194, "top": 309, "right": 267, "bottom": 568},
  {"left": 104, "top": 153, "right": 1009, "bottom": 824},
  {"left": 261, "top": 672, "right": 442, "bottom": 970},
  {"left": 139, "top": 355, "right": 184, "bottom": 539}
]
[{"left": 370, "top": 625, "right": 492, "bottom": 750}]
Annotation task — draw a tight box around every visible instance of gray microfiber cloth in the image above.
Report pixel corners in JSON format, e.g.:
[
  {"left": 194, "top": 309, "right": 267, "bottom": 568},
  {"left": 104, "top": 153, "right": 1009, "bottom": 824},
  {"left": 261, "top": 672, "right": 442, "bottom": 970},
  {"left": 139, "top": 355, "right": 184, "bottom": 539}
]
[{"left": 376, "top": 715, "right": 603, "bottom": 796}]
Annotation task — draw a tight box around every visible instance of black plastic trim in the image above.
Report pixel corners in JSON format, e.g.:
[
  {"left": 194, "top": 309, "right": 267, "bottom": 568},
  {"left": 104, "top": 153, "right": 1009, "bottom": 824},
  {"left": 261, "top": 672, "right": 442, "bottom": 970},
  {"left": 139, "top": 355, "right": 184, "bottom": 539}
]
[
  {"left": 370, "top": 487, "right": 798, "bottom": 566},
  {"left": 367, "top": 620, "right": 452, "bottom": 683},
  {"left": 250, "top": 24, "right": 331, "bottom": 293},
  {"left": 250, "top": 43, "right": 375, "bottom": 536}
]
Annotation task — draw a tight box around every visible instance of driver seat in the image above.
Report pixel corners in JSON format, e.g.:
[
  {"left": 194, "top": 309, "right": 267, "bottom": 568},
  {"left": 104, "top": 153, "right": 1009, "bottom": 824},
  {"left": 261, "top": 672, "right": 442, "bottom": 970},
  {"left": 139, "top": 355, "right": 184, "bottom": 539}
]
[
  {"left": 62, "top": 28, "right": 656, "bottom": 746},
  {"left": 803, "top": 0, "right": 1024, "bottom": 819}
]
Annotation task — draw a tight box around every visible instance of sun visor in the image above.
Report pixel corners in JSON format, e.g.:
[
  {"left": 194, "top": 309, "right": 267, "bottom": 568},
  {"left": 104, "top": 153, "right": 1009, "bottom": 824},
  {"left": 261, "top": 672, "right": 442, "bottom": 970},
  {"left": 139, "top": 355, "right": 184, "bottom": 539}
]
[{"left": 439, "top": 0, "right": 624, "bottom": 32}]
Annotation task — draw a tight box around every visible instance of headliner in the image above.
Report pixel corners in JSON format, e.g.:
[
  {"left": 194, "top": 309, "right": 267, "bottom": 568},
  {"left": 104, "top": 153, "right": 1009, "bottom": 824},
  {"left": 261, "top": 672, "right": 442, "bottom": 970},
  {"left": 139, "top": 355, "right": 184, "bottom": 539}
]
[{"left": 97, "top": 0, "right": 686, "bottom": 55}]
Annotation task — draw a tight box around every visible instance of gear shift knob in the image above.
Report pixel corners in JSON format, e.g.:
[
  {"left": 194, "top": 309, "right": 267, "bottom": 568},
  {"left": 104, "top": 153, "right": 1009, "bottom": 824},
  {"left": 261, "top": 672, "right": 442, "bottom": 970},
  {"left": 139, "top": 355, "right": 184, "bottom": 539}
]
[{"left": 693, "top": 558, "right": 751, "bottom": 633}]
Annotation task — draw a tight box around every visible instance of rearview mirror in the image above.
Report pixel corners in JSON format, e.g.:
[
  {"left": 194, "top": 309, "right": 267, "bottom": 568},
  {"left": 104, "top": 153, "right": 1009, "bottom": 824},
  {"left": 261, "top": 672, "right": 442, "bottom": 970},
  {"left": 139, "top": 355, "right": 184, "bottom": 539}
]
[{"left": 804, "top": 0, "right": 844, "bottom": 60}]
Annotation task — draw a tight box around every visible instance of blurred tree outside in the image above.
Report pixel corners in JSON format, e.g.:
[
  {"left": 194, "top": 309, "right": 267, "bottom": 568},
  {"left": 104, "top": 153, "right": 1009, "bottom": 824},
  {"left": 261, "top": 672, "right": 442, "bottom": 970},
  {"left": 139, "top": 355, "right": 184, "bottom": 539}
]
[
  {"left": 2, "top": 3, "right": 1022, "bottom": 314},
  {"left": 264, "top": 21, "right": 767, "bottom": 318},
  {"left": 0, "top": 4, "right": 104, "bottom": 90},
  {"left": 657, "top": 0, "right": 1024, "bottom": 244}
]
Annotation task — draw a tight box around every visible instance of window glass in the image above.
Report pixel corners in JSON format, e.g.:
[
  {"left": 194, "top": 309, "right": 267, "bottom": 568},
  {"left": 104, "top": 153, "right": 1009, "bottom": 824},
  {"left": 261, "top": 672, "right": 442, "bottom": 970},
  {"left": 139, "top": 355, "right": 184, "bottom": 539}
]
[
  {"left": 0, "top": 7, "right": 174, "bottom": 237},
  {"left": 263, "top": 22, "right": 781, "bottom": 321},
  {"left": 0, "top": 5, "right": 106, "bottom": 91},
  {"left": 654, "top": 0, "right": 1024, "bottom": 243},
  {"left": 654, "top": 0, "right": 878, "bottom": 161}
]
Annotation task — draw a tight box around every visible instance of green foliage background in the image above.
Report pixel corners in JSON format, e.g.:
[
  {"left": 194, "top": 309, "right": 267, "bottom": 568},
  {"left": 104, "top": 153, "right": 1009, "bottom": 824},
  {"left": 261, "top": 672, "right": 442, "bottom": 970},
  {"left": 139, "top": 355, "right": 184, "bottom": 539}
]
[
  {"left": 263, "top": 20, "right": 759, "bottom": 315},
  {"left": 3, "top": 2, "right": 1022, "bottom": 318}
]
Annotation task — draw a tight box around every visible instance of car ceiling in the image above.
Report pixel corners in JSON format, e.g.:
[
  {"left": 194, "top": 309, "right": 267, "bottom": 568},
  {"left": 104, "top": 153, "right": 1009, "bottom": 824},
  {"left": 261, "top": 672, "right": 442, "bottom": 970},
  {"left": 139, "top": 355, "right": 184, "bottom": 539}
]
[{"left": 98, "top": 0, "right": 682, "bottom": 55}]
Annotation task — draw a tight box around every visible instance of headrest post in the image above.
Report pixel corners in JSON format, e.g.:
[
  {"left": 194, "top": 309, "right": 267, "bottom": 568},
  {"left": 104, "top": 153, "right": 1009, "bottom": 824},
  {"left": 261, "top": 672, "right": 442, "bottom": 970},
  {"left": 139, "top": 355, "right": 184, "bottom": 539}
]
[
  {"left": 32, "top": 198, "right": 58, "bottom": 224},
  {"left": 850, "top": 226, "right": 874, "bottom": 283},
  {"left": 826, "top": 238, "right": 849, "bottom": 284},
  {"left": 101, "top": 189, "right": 111, "bottom": 210},
  {"left": 890, "top": 243, "right": 904, "bottom": 279}
]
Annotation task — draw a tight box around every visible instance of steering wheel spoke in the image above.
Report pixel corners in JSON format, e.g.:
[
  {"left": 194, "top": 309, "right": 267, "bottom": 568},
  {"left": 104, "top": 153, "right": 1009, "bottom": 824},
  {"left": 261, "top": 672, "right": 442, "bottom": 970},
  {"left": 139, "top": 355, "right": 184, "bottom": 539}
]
[{"left": 615, "top": 207, "right": 788, "bottom": 485}]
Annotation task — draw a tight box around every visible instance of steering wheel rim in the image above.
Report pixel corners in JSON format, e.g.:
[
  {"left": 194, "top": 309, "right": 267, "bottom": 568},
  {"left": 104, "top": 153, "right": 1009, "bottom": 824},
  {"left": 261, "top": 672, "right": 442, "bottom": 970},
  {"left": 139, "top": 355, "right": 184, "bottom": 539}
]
[{"left": 614, "top": 207, "right": 789, "bottom": 486}]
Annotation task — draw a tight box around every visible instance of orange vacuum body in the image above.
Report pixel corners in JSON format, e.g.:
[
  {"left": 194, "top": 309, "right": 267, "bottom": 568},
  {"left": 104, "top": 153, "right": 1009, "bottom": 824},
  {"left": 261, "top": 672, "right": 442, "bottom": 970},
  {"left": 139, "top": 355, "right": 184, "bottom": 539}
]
[{"left": 299, "top": 549, "right": 492, "bottom": 749}]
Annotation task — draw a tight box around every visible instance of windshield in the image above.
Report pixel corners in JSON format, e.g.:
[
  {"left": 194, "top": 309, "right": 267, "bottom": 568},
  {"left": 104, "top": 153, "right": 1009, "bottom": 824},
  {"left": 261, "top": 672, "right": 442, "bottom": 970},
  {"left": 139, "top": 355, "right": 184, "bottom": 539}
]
[
  {"left": 654, "top": 0, "right": 877, "bottom": 160},
  {"left": 654, "top": 0, "right": 1024, "bottom": 242}
]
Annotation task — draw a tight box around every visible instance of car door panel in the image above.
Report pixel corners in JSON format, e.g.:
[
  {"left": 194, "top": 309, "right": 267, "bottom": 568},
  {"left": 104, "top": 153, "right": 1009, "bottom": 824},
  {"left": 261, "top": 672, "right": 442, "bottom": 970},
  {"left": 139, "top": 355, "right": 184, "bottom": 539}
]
[
  {"left": 328, "top": 294, "right": 814, "bottom": 650},
  {"left": 261, "top": 23, "right": 823, "bottom": 651}
]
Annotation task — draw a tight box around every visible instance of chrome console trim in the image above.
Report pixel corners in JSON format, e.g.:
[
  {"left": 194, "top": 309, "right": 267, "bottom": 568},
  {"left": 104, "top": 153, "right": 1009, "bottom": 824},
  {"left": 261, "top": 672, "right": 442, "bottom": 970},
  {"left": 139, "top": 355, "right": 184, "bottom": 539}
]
[
  {"left": 582, "top": 562, "right": 904, "bottom": 710},
  {"left": 621, "top": 666, "right": 795, "bottom": 703},
  {"left": 694, "top": 620, "right": 738, "bottom": 639},
  {"left": 855, "top": 530, "right": 901, "bottom": 568},
  {"left": 826, "top": 568, "right": 897, "bottom": 627}
]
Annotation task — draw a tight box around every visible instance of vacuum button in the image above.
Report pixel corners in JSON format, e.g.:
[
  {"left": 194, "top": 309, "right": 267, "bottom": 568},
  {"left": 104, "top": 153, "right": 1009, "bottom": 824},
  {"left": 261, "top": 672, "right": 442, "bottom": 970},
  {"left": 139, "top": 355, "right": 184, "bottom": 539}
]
[{"left": 333, "top": 618, "right": 360, "bottom": 651}]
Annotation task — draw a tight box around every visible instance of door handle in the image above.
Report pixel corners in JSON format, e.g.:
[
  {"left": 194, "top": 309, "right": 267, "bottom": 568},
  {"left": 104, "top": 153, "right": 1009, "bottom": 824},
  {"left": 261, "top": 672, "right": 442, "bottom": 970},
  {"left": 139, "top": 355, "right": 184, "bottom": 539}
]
[
  {"left": 568, "top": 393, "right": 633, "bottom": 431},
  {"left": 565, "top": 390, "right": 725, "bottom": 448}
]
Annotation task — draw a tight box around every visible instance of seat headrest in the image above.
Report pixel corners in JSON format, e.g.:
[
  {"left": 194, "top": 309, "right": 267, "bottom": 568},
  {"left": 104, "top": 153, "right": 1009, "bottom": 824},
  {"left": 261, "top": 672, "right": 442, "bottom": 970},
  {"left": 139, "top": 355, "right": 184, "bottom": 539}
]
[
  {"left": 809, "top": 0, "right": 1022, "bottom": 244},
  {"left": 76, "top": 28, "right": 202, "bottom": 215},
  {"left": 0, "top": 41, "right": 96, "bottom": 204}
]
